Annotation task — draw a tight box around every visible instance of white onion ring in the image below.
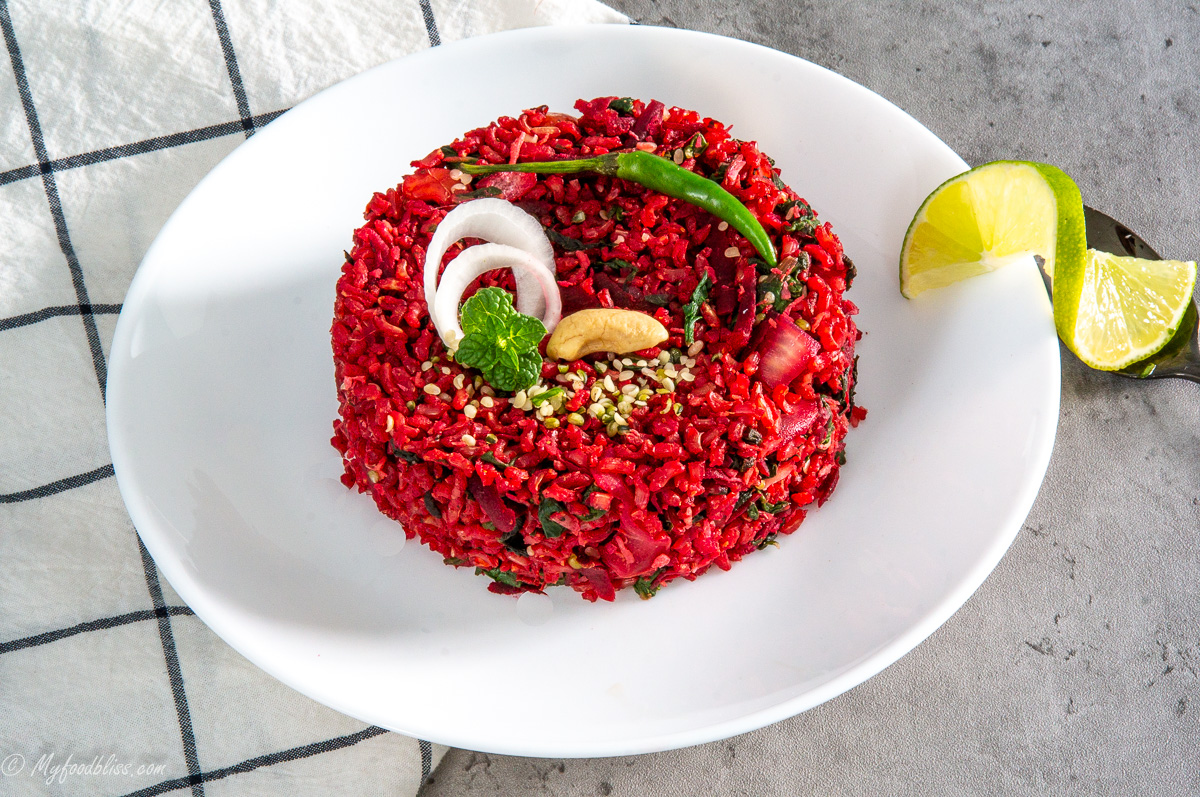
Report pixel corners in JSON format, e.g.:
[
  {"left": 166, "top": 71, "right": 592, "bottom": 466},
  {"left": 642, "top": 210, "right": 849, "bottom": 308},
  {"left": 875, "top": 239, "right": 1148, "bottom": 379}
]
[
  {"left": 431, "top": 243, "right": 563, "bottom": 346},
  {"left": 423, "top": 198, "right": 557, "bottom": 321}
]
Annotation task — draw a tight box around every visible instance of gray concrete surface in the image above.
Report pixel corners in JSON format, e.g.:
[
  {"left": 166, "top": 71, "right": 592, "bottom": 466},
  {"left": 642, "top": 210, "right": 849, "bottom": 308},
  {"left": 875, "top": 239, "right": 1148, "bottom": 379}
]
[{"left": 421, "top": 2, "right": 1200, "bottom": 794}]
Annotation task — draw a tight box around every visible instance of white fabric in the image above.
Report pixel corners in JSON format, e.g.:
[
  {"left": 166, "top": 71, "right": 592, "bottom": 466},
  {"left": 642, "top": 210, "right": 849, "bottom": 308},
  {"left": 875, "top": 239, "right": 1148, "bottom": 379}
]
[{"left": 0, "top": 1, "right": 626, "bottom": 795}]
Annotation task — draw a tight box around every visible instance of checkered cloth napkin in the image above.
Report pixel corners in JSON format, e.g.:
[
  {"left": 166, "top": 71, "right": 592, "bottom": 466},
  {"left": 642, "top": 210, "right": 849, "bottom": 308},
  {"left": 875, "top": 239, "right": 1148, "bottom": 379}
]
[{"left": 0, "top": 1, "right": 626, "bottom": 795}]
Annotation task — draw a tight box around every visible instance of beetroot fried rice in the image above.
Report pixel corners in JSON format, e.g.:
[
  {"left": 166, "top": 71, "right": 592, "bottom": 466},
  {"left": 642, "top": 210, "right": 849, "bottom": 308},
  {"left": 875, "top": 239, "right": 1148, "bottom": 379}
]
[{"left": 331, "top": 97, "right": 865, "bottom": 602}]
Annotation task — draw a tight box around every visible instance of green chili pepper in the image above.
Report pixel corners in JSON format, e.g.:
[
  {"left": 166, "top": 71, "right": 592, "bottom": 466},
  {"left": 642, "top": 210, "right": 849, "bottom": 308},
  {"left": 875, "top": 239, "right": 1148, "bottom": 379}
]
[{"left": 459, "top": 152, "right": 778, "bottom": 268}]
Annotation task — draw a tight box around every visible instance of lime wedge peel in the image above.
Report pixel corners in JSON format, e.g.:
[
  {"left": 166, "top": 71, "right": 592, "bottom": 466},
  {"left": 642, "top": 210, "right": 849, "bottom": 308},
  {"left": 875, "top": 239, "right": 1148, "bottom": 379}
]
[{"left": 1067, "top": 250, "right": 1197, "bottom": 371}]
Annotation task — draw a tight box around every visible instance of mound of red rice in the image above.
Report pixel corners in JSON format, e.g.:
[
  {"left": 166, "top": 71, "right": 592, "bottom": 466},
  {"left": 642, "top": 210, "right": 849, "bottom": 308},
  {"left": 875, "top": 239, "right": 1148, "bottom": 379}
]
[{"left": 331, "top": 97, "right": 865, "bottom": 602}]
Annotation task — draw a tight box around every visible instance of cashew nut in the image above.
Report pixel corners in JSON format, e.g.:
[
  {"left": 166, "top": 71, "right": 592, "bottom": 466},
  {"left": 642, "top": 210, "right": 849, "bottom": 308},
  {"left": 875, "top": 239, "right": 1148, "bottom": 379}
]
[{"left": 545, "top": 308, "right": 669, "bottom": 361}]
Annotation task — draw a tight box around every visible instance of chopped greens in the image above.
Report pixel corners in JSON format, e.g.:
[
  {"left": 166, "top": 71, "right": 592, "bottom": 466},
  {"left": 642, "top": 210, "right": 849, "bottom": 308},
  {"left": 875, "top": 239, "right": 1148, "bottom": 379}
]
[
  {"left": 481, "top": 452, "right": 509, "bottom": 472},
  {"left": 634, "top": 577, "right": 659, "bottom": 599},
  {"left": 755, "top": 533, "right": 779, "bottom": 550},
  {"left": 608, "top": 97, "right": 636, "bottom": 115},
  {"left": 683, "top": 274, "right": 712, "bottom": 346},
  {"left": 680, "top": 132, "right": 707, "bottom": 160},
  {"left": 528, "top": 387, "right": 564, "bottom": 407},
  {"left": 538, "top": 496, "right": 570, "bottom": 538},
  {"left": 634, "top": 567, "right": 668, "bottom": 599},
  {"left": 603, "top": 257, "right": 635, "bottom": 273},
  {"left": 389, "top": 443, "right": 422, "bottom": 464},
  {"left": 822, "top": 418, "right": 835, "bottom": 448},
  {"left": 757, "top": 255, "right": 809, "bottom": 312},
  {"left": 499, "top": 531, "right": 527, "bottom": 554},
  {"left": 475, "top": 566, "right": 520, "bottom": 587},
  {"left": 736, "top": 491, "right": 789, "bottom": 519},
  {"left": 759, "top": 498, "right": 790, "bottom": 514},
  {"left": 455, "top": 186, "right": 503, "bottom": 200},
  {"left": 539, "top": 490, "right": 606, "bottom": 536},
  {"left": 543, "top": 226, "right": 602, "bottom": 251},
  {"left": 422, "top": 493, "right": 442, "bottom": 519},
  {"left": 453, "top": 287, "right": 546, "bottom": 392},
  {"left": 778, "top": 198, "right": 819, "bottom": 236},
  {"left": 579, "top": 485, "right": 608, "bottom": 522},
  {"left": 579, "top": 505, "right": 607, "bottom": 522}
]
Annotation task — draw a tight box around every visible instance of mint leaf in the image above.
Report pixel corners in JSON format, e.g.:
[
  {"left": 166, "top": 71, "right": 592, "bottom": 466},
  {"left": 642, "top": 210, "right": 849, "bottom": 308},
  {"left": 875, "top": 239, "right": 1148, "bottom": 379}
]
[
  {"left": 509, "top": 313, "right": 548, "bottom": 350},
  {"left": 455, "top": 287, "right": 546, "bottom": 392},
  {"left": 460, "top": 287, "right": 511, "bottom": 336},
  {"left": 489, "top": 350, "right": 541, "bottom": 392},
  {"left": 455, "top": 335, "right": 500, "bottom": 370},
  {"left": 683, "top": 274, "right": 712, "bottom": 346}
]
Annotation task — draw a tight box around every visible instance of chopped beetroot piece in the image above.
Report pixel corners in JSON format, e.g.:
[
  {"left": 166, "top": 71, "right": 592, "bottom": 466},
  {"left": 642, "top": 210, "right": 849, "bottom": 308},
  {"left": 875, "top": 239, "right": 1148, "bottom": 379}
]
[
  {"left": 467, "top": 474, "right": 517, "bottom": 533},
  {"left": 477, "top": 171, "right": 537, "bottom": 201},
  {"left": 778, "top": 399, "right": 821, "bottom": 446},
  {"left": 752, "top": 312, "right": 821, "bottom": 388},
  {"left": 630, "top": 99, "right": 665, "bottom": 141}
]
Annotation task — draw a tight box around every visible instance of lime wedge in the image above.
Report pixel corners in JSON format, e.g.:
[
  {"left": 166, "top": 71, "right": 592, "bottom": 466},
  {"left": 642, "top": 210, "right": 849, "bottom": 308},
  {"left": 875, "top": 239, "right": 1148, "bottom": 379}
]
[
  {"left": 900, "top": 160, "right": 1197, "bottom": 372},
  {"left": 899, "top": 160, "right": 1085, "bottom": 299},
  {"left": 1061, "top": 250, "right": 1197, "bottom": 370}
]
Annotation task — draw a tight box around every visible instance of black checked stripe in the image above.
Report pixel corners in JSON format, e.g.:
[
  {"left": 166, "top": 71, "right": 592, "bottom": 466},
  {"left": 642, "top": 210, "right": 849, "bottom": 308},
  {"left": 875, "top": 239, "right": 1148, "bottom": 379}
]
[
  {"left": 137, "top": 535, "right": 206, "bottom": 797},
  {"left": 418, "top": 0, "right": 442, "bottom": 46},
  {"left": 420, "top": 739, "right": 433, "bottom": 782},
  {"left": 0, "top": 464, "right": 114, "bottom": 503},
  {"left": 118, "top": 726, "right": 390, "bottom": 797},
  {"left": 0, "top": 109, "right": 288, "bottom": 188},
  {"left": 0, "top": 303, "right": 121, "bottom": 331},
  {"left": 0, "top": 607, "right": 195, "bottom": 655},
  {"left": 0, "top": 0, "right": 107, "bottom": 405},
  {"left": 206, "top": 0, "right": 256, "bottom": 137}
]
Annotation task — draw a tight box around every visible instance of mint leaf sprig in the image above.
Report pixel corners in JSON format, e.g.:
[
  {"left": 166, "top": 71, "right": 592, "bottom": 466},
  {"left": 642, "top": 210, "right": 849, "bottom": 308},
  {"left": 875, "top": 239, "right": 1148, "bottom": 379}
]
[{"left": 453, "top": 287, "right": 546, "bottom": 392}]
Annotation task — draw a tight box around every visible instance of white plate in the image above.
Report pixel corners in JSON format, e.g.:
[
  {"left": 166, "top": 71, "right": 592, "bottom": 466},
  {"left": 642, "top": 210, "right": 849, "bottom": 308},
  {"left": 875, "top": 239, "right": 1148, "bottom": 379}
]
[{"left": 107, "top": 25, "right": 1059, "bottom": 757}]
